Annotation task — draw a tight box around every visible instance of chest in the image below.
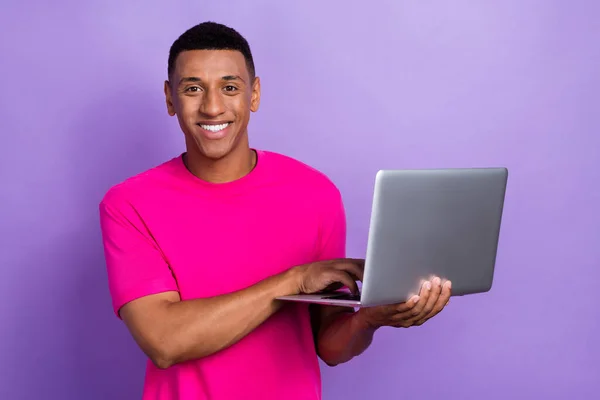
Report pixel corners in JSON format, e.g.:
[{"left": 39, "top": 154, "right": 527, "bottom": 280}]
[{"left": 146, "top": 193, "right": 321, "bottom": 299}]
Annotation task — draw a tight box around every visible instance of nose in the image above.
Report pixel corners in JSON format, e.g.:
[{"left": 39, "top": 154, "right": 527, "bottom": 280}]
[{"left": 200, "top": 88, "right": 226, "bottom": 117}]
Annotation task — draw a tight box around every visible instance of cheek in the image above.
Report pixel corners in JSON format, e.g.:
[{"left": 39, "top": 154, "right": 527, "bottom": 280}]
[
  {"left": 230, "top": 97, "right": 250, "bottom": 117},
  {"left": 177, "top": 98, "right": 201, "bottom": 118}
]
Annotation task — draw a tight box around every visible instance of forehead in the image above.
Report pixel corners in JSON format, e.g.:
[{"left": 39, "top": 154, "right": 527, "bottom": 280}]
[{"left": 173, "top": 49, "right": 249, "bottom": 80}]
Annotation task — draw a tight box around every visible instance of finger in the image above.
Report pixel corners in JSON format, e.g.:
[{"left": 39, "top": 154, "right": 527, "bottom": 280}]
[
  {"left": 321, "top": 282, "right": 345, "bottom": 292},
  {"left": 409, "top": 277, "right": 442, "bottom": 324},
  {"left": 346, "top": 258, "right": 366, "bottom": 269},
  {"left": 412, "top": 278, "right": 449, "bottom": 325},
  {"left": 413, "top": 280, "right": 434, "bottom": 313},
  {"left": 393, "top": 278, "right": 432, "bottom": 313},
  {"left": 329, "top": 270, "right": 360, "bottom": 294},
  {"left": 416, "top": 277, "right": 442, "bottom": 318},
  {"left": 429, "top": 280, "right": 451, "bottom": 315},
  {"left": 394, "top": 295, "right": 421, "bottom": 313},
  {"left": 392, "top": 281, "right": 432, "bottom": 321},
  {"left": 334, "top": 261, "right": 365, "bottom": 281},
  {"left": 333, "top": 258, "right": 365, "bottom": 271},
  {"left": 326, "top": 258, "right": 365, "bottom": 269},
  {"left": 413, "top": 287, "right": 451, "bottom": 326}
]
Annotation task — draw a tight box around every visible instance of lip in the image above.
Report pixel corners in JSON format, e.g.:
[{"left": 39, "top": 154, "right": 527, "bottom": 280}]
[
  {"left": 196, "top": 121, "right": 233, "bottom": 140},
  {"left": 197, "top": 120, "right": 232, "bottom": 125}
]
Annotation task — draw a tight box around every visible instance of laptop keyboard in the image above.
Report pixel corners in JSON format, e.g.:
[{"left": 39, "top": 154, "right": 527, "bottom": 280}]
[{"left": 323, "top": 292, "right": 361, "bottom": 301}]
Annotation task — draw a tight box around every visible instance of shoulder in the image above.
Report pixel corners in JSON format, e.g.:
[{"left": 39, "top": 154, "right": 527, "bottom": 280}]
[
  {"left": 260, "top": 150, "right": 341, "bottom": 197},
  {"left": 99, "top": 156, "right": 180, "bottom": 211}
]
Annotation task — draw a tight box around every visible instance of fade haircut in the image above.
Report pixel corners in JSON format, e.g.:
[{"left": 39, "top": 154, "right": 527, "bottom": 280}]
[{"left": 167, "top": 21, "right": 255, "bottom": 81}]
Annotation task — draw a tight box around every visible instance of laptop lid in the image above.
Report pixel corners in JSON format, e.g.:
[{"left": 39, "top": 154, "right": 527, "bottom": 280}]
[{"left": 359, "top": 168, "right": 508, "bottom": 307}]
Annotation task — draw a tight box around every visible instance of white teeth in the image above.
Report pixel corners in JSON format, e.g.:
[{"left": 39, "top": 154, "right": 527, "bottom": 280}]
[{"left": 200, "top": 123, "right": 229, "bottom": 132}]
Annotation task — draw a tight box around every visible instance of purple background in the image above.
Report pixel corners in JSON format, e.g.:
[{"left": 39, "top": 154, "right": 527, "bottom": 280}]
[{"left": 1, "top": 1, "right": 598, "bottom": 399}]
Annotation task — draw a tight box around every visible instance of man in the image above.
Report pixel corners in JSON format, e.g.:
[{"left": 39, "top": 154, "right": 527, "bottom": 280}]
[{"left": 99, "top": 21, "right": 451, "bottom": 400}]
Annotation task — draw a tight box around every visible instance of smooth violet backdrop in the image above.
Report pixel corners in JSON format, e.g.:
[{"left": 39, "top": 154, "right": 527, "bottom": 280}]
[{"left": 1, "top": 1, "right": 598, "bottom": 399}]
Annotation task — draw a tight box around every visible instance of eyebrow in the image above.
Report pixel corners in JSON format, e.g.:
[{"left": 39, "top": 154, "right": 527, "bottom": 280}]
[
  {"left": 222, "top": 75, "right": 245, "bottom": 83},
  {"left": 178, "top": 75, "right": 246, "bottom": 86},
  {"left": 179, "top": 77, "right": 201, "bottom": 85}
]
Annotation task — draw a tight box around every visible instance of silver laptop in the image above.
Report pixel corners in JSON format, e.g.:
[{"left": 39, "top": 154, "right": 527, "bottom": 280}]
[{"left": 277, "top": 167, "right": 508, "bottom": 308}]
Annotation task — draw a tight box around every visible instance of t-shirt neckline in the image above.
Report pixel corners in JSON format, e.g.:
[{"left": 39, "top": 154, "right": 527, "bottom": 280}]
[{"left": 173, "top": 148, "right": 267, "bottom": 195}]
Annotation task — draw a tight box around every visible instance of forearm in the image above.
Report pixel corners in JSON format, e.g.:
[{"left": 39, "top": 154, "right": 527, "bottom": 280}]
[
  {"left": 316, "top": 311, "right": 377, "bottom": 366},
  {"left": 128, "top": 268, "right": 299, "bottom": 368}
]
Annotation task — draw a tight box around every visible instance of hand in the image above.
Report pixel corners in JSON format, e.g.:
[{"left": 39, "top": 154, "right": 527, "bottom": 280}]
[
  {"left": 356, "top": 277, "right": 451, "bottom": 329},
  {"left": 291, "top": 258, "right": 365, "bottom": 295}
]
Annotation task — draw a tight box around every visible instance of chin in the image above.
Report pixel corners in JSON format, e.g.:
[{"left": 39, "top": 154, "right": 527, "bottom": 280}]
[
  {"left": 184, "top": 124, "right": 248, "bottom": 162},
  {"left": 195, "top": 139, "right": 240, "bottom": 161},
  {"left": 200, "top": 148, "right": 233, "bottom": 161}
]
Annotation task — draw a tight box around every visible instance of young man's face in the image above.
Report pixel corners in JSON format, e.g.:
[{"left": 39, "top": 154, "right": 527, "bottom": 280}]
[{"left": 165, "top": 49, "right": 260, "bottom": 161}]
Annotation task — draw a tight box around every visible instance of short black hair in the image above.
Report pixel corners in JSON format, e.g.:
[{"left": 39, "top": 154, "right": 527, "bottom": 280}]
[{"left": 167, "top": 21, "right": 255, "bottom": 80}]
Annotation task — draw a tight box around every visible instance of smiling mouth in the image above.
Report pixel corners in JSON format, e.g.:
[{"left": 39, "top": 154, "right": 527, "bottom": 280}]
[{"left": 198, "top": 122, "right": 230, "bottom": 132}]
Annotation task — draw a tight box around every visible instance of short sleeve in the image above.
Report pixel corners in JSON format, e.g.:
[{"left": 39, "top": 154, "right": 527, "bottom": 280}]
[
  {"left": 315, "top": 185, "right": 347, "bottom": 261},
  {"left": 99, "top": 190, "right": 178, "bottom": 318}
]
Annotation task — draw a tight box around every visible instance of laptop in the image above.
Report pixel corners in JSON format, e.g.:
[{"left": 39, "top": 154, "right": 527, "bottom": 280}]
[{"left": 277, "top": 167, "right": 508, "bottom": 308}]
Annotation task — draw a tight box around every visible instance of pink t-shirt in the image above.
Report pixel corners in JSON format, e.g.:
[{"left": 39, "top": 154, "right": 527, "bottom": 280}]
[{"left": 99, "top": 150, "right": 346, "bottom": 400}]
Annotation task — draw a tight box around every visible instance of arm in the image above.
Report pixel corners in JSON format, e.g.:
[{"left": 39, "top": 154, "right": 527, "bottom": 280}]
[
  {"left": 119, "top": 261, "right": 361, "bottom": 370},
  {"left": 310, "top": 305, "right": 377, "bottom": 366},
  {"left": 99, "top": 191, "right": 362, "bottom": 370},
  {"left": 99, "top": 193, "right": 301, "bottom": 369},
  {"left": 120, "top": 268, "right": 299, "bottom": 369},
  {"left": 308, "top": 185, "right": 376, "bottom": 365},
  {"left": 313, "top": 279, "right": 451, "bottom": 366}
]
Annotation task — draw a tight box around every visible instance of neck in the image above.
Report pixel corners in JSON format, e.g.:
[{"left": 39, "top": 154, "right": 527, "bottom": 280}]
[{"left": 183, "top": 145, "right": 256, "bottom": 184}]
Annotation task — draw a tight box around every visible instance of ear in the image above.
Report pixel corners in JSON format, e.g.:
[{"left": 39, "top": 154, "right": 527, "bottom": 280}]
[
  {"left": 164, "top": 80, "right": 176, "bottom": 116},
  {"left": 250, "top": 76, "right": 261, "bottom": 113}
]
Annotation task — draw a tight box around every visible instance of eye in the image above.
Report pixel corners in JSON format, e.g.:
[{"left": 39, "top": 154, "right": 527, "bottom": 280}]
[
  {"left": 224, "top": 85, "right": 238, "bottom": 92},
  {"left": 184, "top": 86, "right": 202, "bottom": 93}
]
